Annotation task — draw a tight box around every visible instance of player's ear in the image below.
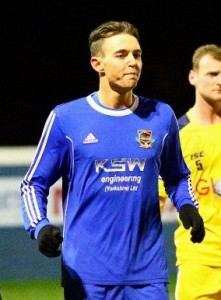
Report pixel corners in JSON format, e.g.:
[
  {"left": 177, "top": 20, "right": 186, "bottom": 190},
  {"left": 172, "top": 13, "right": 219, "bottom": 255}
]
[
  {"left": 90, "top": 57, "right": 104, "bottom": 74},
  {"left": 188, "top": 69, "right": 197, "bottom": 86}
]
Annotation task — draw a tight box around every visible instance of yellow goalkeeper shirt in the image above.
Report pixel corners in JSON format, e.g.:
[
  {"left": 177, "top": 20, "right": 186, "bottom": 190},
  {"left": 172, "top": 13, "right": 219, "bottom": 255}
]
[{"left": 160, "top": 108, "right": 221, "bottom": 266}]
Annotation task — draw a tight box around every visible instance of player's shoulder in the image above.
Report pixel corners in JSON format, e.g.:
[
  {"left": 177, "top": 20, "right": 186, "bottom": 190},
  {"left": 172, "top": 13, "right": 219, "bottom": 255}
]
[
  {"left": 138, "top": 95, "right": 173, "bottom": 113},
  {"left": 177, "top": 113, "right": 190, "bottom": 130},
  {"left": 53, "top": 96, "right": 88, "bottom": 114}
]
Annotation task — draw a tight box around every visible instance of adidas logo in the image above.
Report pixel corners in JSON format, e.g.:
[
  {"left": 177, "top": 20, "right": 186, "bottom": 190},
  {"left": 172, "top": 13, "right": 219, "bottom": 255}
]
[{"left": 83, "top": 133, "right": 98, "bottom": 144}]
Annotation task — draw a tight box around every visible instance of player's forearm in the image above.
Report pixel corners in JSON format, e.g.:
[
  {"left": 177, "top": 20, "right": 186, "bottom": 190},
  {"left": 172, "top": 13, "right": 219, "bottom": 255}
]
[{"left": 165, "top": 175, "right": 199, "bottom": 211}]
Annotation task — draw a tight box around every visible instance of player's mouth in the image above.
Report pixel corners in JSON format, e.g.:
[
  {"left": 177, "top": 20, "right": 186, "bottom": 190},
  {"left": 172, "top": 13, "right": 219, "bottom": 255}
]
[
  {"left": 124, "top": 73, "right": 139, "bottom": 78},
  {"left": 214, "top": 89, "right": 221, "bottom": 94}
]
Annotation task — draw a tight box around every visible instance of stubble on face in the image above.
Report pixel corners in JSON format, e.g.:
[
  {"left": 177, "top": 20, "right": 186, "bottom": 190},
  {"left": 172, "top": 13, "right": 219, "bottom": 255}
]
[
  {"left": 196, "top": 55, "right": 221, "bottom": 103},
  {"left": 100, "top": 34, "right": 142, "bottom": 93}
]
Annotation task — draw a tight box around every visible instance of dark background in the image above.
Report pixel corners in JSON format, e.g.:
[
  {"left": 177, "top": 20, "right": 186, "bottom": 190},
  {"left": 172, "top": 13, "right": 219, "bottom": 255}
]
[{"left": 1, "top": 0, "right": 220, "bottom": 146}]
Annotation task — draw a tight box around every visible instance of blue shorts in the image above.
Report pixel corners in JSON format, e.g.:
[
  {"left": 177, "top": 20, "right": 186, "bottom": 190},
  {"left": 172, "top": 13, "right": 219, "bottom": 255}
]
[{"left": 63, "top": 282, "right": 170, "bottom": 300}]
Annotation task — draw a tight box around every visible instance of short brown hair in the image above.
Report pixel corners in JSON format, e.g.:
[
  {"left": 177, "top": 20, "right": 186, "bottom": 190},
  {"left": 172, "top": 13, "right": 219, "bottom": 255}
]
[
  {"left": 192, "top": 44, "right": 221, "bottom": 70},
  {"left": 89, "top": 21, "right": 139, "bottom": 56}
]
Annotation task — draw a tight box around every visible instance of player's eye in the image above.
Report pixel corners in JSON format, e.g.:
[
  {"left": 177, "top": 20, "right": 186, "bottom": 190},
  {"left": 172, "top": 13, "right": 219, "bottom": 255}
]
[
  {"left": 116, "top": 53, "right": 124, "bottom": 58},
  {"left": 209, "top": 72, "right": 219, "bottom": 77}
]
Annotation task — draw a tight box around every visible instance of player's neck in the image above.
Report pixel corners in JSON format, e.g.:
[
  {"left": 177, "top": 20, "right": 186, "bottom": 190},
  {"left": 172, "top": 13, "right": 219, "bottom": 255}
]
[
  {"left": 191, "top": 99, "right": 221, "bottom": 124},
  {"left": 97, "top": 89, "right": 134, "bottom": 109}
]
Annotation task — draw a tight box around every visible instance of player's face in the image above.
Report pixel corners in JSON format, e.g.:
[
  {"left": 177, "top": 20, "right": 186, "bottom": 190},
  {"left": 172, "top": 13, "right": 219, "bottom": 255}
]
[
  {"left": 189, "top": 55, "right": 221, "bottom": 104},
  {"left": 98, "top": 34, "right": 142, "bottom": 93}
]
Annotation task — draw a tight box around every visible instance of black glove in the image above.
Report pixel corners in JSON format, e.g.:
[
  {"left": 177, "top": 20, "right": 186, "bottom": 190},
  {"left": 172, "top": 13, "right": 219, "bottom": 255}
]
[
  {"left": 37, "top": 224, "right": 63, "bottom": 257},
  {"left": 179, "top": 204, "right": 205, "bottom": 243}
]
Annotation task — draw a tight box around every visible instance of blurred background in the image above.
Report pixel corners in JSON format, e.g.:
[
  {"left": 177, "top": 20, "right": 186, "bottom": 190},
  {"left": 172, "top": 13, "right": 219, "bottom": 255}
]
[{"left": 0, "top": 0, "right": 220, "bottom": 283}]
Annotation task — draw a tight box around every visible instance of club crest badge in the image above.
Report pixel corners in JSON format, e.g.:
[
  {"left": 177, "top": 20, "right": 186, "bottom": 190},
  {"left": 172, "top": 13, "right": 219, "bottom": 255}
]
[{"left": 136, "top": 130, "right": 155, "bottom": 148}]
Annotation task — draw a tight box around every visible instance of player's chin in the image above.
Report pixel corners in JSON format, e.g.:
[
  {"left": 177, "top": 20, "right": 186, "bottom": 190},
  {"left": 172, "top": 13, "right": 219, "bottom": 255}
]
[
  {"left": 131, "top": 81, "right": 139, "bottom": 89},
  {"left": 126, "top": 78, "right": 139, "bottom": 88}
]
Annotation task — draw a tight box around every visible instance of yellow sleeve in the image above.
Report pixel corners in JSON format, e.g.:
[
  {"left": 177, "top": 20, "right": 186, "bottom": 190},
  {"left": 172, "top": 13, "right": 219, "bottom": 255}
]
[{"left": 159, "top": 177, "right": 168, "bottom": 214}]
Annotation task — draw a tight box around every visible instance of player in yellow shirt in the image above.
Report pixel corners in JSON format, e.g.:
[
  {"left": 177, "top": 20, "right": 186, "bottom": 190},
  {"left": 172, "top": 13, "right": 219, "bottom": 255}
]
[{"left": 159, "top": 44, "right": 221, "bottom": 299}]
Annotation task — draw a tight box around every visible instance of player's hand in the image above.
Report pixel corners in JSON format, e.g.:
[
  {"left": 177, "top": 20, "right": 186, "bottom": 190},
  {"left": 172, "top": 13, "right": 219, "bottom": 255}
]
[
  {"left": 37, "top": 225, "right": 63, "bottom": 257},
  {"left": 179, "top": 204, "right": 205, "bottom": 243}
]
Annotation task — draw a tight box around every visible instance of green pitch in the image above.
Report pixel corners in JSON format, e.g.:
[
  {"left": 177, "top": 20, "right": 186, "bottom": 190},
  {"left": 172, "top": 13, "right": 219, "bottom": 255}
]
[
  {"left": 0, "top": 275, "right": 176, "bottom": 299},
  {"left": 0, "top": 280, "right": 63, "bottom": 300}
]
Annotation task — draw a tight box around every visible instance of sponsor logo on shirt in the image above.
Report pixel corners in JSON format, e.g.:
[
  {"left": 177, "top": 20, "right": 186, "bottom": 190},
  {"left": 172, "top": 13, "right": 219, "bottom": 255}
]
[
  {"left": 95, "top": 158, "right": 146, "bottom": 172},
  {"left": 195, "top": 177, "right": 221, "bottom": 197}
]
